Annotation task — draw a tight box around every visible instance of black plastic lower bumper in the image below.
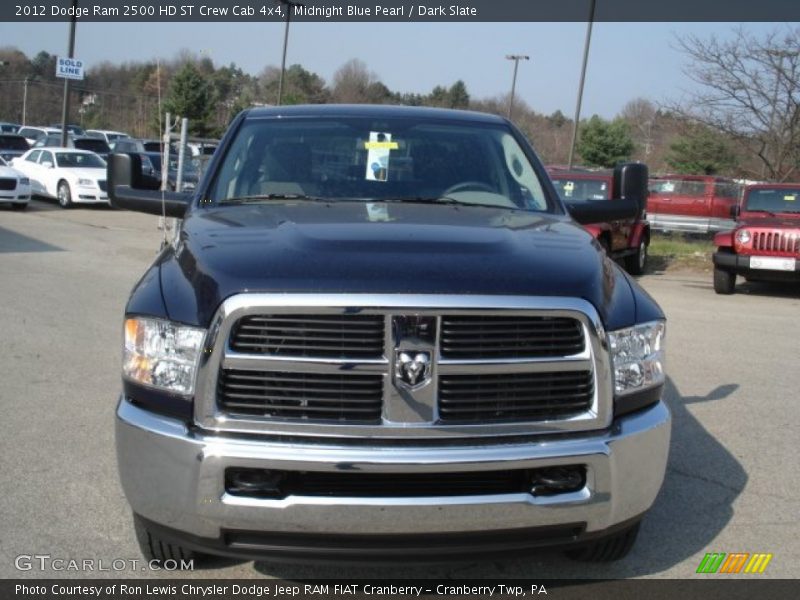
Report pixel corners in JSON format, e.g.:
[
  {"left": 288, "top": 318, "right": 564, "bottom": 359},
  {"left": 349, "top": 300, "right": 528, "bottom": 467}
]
[
  {"left": 713, "top": 251, "right": 800, "bottom": 281},
  {"left": 134, "top": 513, "right": 644, "bottom": 565}
]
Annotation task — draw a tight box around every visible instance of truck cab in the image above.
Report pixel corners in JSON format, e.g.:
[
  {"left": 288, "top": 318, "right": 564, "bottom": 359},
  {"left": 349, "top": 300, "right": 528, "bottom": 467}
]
[
  {"left": 648, "top": 174, "right": 741, "bottom": 234},
  {"left": 548, "top": 166, "right": 650, "bottom": 275}
]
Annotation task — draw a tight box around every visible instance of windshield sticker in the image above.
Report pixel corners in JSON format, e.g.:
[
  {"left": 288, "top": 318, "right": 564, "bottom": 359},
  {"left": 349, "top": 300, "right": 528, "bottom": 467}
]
[
  {"left": 784, "top": 194, "right": 797, "bottom": 201},
  {"left": 365, "top": 132, "right": 394, "bottom": 182},
  {"left": 563, "top": 181, "right": 575, "bottom": 197}
]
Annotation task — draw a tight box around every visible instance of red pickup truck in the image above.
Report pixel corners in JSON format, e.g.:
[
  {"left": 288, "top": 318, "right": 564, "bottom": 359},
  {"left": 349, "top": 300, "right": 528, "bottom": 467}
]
[
  {"left": 648, "top": 175, "right": 741, "bottom": 234},
  {"left": 548, "top": 167, "right": 650, "bottom": 274},
  {"left": 712, "top": 183, "right": 800, "bottom": 294}
]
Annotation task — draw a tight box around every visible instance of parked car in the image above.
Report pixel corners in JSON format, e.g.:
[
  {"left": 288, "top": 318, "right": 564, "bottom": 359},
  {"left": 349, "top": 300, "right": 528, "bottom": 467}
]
[
  {"left": 17, "top": 126, "right": 59, "bottom": 146},
  {"left": 712, "top": 183, "right": 800, "bottom": 294},
  {"left": 0, "top": 156, "right": 31, "bottom": 210},
  {"left": 33, "top": 134, "right": 111, "bottom": 158},
  {"left": 110, "top": 104, "right": 669, "bottom": 566},
  {"left": 85, "top": 129, "right": 131, "bottom": 144},
  {"left": 647, "top": 175, "right": 741, "bottom": 233},
  {"left": 48, "top": 123, "right": 85, "bottom": 136},
  {"left": 12, "top": 148, "right": 108, "bottom": 208},
  {"left": 0, "top": 122, "right": 21, "bottom": 134},
  {"left": 0, "top": 133, "right": 31, "bottom": 163},
  {"left": 548, "top": 166, "right": 651, "bottom": 274},
  {"left": 110, "top": 138, "right": 147, "bottom": 153}
]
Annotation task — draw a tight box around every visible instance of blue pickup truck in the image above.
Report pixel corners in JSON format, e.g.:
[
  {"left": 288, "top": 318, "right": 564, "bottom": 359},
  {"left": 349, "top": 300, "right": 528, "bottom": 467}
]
[{"left": 110, "top": 104, "right": 670, "bottom": 565}]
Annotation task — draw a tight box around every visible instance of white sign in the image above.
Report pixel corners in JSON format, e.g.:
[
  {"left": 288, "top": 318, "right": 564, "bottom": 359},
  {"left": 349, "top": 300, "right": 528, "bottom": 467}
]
[{"left": 55, "top": 57, "right": 84, "bottom": 81}]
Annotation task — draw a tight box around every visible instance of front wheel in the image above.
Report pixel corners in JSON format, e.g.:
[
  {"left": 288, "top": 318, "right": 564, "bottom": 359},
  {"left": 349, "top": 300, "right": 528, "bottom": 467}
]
[
  {"left": 57, "top": 181, "right": 73, "bottom": 208},
  {"left": 625, "top": 239, "right": 648, "bottom": 275},
  {"left": 565, "top": 521, "right": 641, "bottom": 562},
  {"left": 713, "top": 268, "right": 736, "bottom": 295}
]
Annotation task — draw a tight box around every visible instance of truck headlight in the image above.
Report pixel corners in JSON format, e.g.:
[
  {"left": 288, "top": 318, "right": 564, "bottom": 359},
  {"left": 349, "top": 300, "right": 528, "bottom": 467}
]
[
  {"left": 608, "top": 321, "right": 665, "bottom": 396},
  {"left": 736, "top": 229, "right": 751, "bottom": 244},
  {"left": 123, "top": 317, "right": 205, "bottom": 395}
]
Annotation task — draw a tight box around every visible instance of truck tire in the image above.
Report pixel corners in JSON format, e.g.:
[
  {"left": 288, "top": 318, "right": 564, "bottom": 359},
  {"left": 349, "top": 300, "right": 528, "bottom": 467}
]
[
  {"left": 133, "top": 514, "right": 201, "bottom": 567},
  {"left": 564, "top": 521, "right": 640, "bottom": 562},
  {"left": 713, "top": 268, "right": 736, "bottom": 295},
  {"left": 625, "top": 239, "right": 648, "bottom": 275}
]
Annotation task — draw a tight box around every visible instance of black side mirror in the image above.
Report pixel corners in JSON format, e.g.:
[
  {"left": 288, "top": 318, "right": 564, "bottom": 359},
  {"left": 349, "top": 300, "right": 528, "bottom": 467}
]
[
  {"left": 730, "top": 204, "right": 741, "bottom": 219},
  {"left": 613, "top": 162, "right": 649, "bottom": 216},
  {"left": 568, "top": 197, "right": 640, "bottom": 225},
  {"left": 108, "top": 153, "right": 190, "bottom": 218}
]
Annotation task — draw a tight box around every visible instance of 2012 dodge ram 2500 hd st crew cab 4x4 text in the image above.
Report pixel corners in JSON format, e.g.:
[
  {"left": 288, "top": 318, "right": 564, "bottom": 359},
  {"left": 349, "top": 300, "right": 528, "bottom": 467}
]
[{"left": 110, "top": 105, "right": 670, "bottom": 565}]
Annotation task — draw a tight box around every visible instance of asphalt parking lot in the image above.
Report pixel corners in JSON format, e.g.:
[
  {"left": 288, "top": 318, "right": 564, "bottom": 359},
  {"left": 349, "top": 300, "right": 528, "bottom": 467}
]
[{"left": 1, "top": 198, "right": 799, "bottom": 580}]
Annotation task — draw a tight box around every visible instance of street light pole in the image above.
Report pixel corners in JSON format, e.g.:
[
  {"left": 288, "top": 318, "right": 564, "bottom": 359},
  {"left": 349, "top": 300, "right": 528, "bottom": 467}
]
[
  {"left": 505, "top": 54, "right": 529, "bottom": 120},
  {"left": 567, "top": 0, "right": 596, "bottom": 169},
  {"left": 276, "top": 0, "right": 303, "bottom": 106},
  {"left": 60, "top": 0, "right": 78, "bottom": 146}
]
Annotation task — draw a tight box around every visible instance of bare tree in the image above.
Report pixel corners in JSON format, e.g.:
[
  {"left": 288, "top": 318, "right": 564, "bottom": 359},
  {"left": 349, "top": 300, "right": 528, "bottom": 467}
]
[
  {"left": 331, "top": 59, "right": 389, "bottom": 104},
  {"left": 671, "top": 27, "right": 800, "bottom": 181}
]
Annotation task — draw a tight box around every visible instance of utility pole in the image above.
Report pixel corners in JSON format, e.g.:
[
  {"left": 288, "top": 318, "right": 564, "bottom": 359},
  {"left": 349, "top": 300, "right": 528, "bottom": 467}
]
[
  {"left": 567, "top": 0, "right": 596, "bottom": 169},
  {"left": 505, "top": 54, "right": 529, "bottom": 120},
  {"left": 60, "top": 0, "right": 78, "bottom": 146},
  {"left": 276, "top": 0, "right": 303, "bottom": 106},
  {"left": 22, "top": 78, "right": 29, "bottom": 125}
]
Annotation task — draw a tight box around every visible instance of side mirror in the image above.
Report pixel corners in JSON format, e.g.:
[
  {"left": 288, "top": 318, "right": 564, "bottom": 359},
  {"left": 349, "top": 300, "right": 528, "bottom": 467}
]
[
  {"left": 613, "top": 162, "right": 648, "bottom": 216},
  {"left": 730, "top": 204, "right": 741, "bottom": 219},
  {"left": 568, "top": 197, "right": 640, "bottom": 225},
  {"left": 108, "top": 153, "right": 190, "bottom": 218}
]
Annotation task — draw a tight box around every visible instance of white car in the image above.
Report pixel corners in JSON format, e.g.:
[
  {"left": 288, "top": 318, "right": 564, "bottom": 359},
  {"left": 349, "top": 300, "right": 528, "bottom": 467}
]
[
  {"left": 17, "top": 126, "right": 60, "bottom": 146},
  {"left": 12, "top": 148, "right": 108, "bottom": 208},
  {"left": 0, "top": 157, "right": 31, "bottom": 210}
]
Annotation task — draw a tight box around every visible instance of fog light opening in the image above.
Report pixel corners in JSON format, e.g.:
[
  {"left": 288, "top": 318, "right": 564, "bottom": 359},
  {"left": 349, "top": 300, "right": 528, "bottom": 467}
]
[
  {"left": 226, "top": 468, "right": 286, "bottom": 498},
  {"left": 529, "top": 466, "right": 586, "bottom": 496}
]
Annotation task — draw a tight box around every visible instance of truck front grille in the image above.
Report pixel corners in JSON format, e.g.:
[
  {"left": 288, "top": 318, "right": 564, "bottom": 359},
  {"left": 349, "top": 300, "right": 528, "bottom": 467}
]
[
  {"left": 752, "top": 231, "right": 800, "bottom": 254},
  {"left": 230, "top": 314, "right": 384, "bottom": 359},
  {"left": 218, "top": 369, "right": 383, "bottom": 422},
  {"left": 441, "top": 315, "right": 584, "bottom": 358},
  {"left": 198, "top": 295, "right": 610, "bottom": 438},
  {"left": 438, "top": 371, "right": 594, "bottom": 423}
]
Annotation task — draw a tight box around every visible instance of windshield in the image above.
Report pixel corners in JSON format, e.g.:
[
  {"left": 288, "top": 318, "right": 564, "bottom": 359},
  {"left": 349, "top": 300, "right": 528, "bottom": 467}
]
[
  {"left": 551, "top": 177, "right": 611, "bottom": 202},
  {"left": 55, "top": 152, "right": 106, "bottom": 169},
  {"left": 745, "top": 188, "right": 800, "bottom": 214},
  {"left": 208, "top": 117, "right": 550, "bottom": 211}
]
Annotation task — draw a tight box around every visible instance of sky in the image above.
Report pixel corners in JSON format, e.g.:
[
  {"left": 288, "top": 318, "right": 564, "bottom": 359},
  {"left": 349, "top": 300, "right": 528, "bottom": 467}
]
[{"left": 0, "top": 21, "right": 788, "bottom": 118}]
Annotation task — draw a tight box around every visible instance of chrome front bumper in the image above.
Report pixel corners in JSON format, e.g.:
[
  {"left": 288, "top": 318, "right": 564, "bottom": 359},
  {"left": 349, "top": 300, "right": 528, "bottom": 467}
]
[{"left": 116, "top": 396, "right": 671, "bottom": 554}]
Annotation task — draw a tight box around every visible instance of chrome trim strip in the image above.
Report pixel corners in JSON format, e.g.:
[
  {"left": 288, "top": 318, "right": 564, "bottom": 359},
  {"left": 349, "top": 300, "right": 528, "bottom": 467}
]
[{"left": 194, "top": 294, "right": 611, "bottom": 439}]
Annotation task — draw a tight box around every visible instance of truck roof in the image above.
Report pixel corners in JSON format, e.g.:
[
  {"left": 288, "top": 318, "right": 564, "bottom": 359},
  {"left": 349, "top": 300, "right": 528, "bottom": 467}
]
[{"left": 245, "top": 103, "right": 508, "bottom": 125}]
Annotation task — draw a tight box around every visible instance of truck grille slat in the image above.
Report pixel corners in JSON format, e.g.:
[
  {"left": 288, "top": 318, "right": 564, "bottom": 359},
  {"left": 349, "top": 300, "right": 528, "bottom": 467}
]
[
  {"left": 441, "top": 316, "right": 584, "bottom": 358},
  {"left": 218, "top": 369, "right": 383, "bottom": 422},
  {"left": 752, "top": 231, "right": 800, "bottom": 255},
  {"left": 438, "top": 371, "right": 593, "bottom": 423},
  {"left": 230, "top": 314, "right": 384, "bottom": 359}
]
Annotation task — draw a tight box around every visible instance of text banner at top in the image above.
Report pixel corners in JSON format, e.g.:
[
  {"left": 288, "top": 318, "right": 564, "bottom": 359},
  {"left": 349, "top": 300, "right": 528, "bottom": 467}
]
[{"left": 4, "top": 0, "right": 800, "bottom": 22}]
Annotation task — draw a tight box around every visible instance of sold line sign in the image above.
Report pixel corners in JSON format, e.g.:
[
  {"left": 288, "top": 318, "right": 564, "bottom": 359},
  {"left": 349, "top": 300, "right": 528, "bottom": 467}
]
[{"left": 56, "top": 57, "right": 84, "bottom": 80}]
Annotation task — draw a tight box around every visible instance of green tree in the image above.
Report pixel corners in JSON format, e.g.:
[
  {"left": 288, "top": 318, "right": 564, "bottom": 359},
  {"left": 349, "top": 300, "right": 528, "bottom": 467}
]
[
  {"left": 577, "top": 115, "right": 635, "bottom": 167},
  {"left": 163, "top": 62, "right": 213, "bottom": 136},
  {"left": 665, "top": 126, "right": 738, "bottom": 175},
  {"left": 447, "top": 80, "right": 470, "bottom": 109}
]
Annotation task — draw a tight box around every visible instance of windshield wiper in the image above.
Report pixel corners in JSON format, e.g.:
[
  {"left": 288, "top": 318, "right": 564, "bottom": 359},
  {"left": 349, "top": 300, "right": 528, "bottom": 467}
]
[
  {"left": 221, "top": 193, "right": 330, "bottom": 204},
  {"left": 379, "top": 196, "right": 463, "bottom": 205},
  {"left": 746, "top": 209, "right": 778, "bottom": 217}
]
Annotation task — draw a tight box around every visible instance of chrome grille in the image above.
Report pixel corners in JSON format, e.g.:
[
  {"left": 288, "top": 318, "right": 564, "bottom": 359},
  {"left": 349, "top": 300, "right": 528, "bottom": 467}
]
[
  {"left": 439, "top": 371, "right": 594, "bottom": 423},
  {"left": 752, "top": 231, "right": 800, "bottom": 254},
  {"left": 198, "top": 294, "right": 612, "bottom": 439},
  {"left": 441, "top": 315, "right": 584, "bottom": 358},
  {"left": 230, "top": 314, "right": 384, "bottom": 359},
  {"left": 218, "top": 369, "right": 383, "bottom": 422}
]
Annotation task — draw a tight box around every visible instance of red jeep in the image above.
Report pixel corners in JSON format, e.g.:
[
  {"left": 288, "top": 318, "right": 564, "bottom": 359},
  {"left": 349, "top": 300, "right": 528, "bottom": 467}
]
[
  {"left": 548, "top": 167, "right": 650, "bottom": 274},
  {"left": 648, "top": 175, "right": 741, "bottom": 234},
  {"left": 712, "top": 183, "right": 800, "bottom": 294}
]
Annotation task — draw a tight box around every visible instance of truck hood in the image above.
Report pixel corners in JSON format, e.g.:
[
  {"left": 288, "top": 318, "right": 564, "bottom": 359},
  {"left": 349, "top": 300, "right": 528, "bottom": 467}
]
[{"left": 156, "top": 201, "right": 641, "bottom": 330}]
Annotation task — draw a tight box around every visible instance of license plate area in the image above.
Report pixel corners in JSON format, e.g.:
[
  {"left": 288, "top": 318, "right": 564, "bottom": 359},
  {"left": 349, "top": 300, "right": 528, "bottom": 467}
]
[{"left": 750, "top": 256, "right": 796, "bottom": 271}]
